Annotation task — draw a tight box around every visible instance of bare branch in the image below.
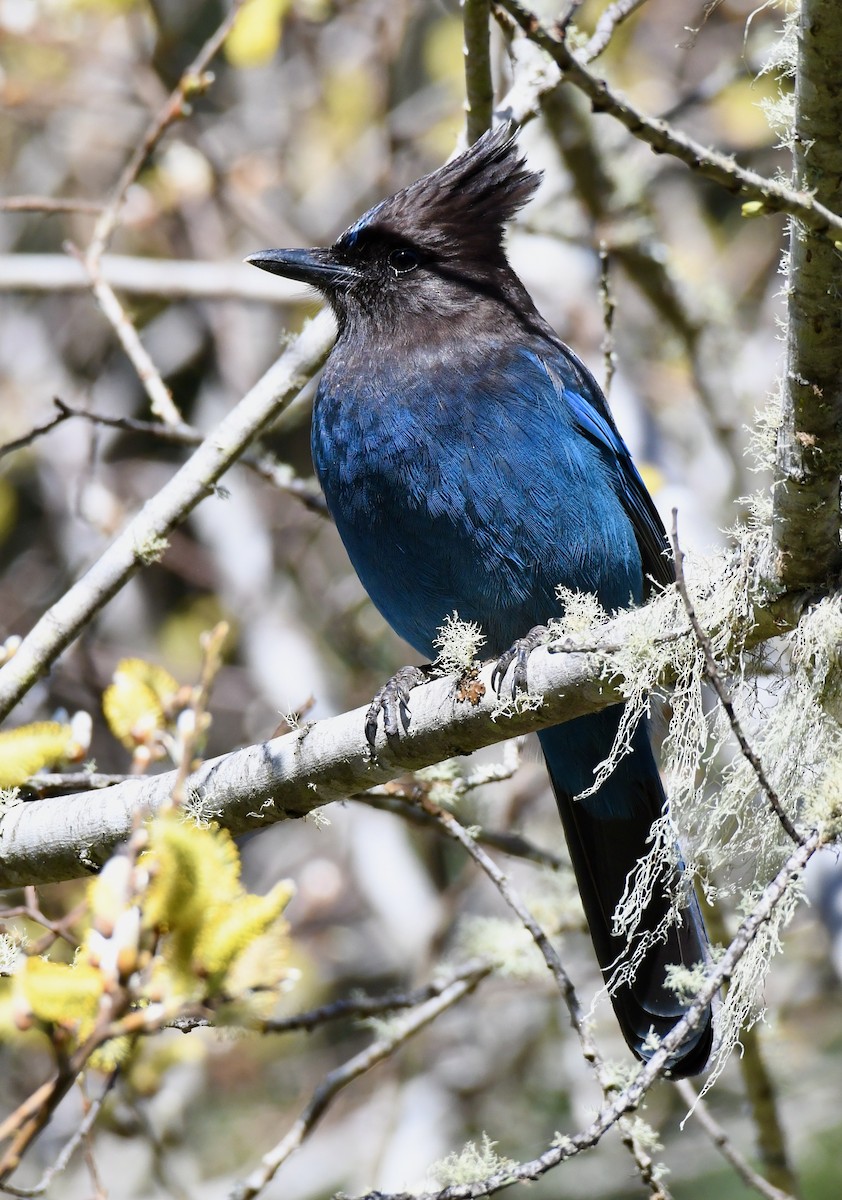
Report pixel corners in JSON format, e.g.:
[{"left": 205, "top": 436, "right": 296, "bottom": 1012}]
[
  {"left": 68, "top": 242, "right": 185, "bottom": 427},
  {"left": 261, "top": 961, "right": 494, "bottom": 1035},
  {"left": 495, "top": 0, "right": 842, "bottom": 243},
  {"left": 0, "top": 310, "right": 334, "bottom": 727},
  {"left": 674, "top": 1081, "right": 796, "bottom": 1200},
  {"left": 0, "top": 254, "right": 305, "bottom": 303},
  {"left": 581, "top": 0, "right": 650, "bottom": 64},
  {"left": 230, "top": 963, "right": 492, "bottom": 1200},
  {"left": 0, "top": 197, "right": 105, "bottom": 215},
  {"left": 360, "top": 790, "right": 567, "bottom": 872},
  {"left": 0, "top": 407, "right": 72, "bottom": 460},
  {"left": 40, "top": 399, "right": 329, "bottom": 516},
  {"left": 597, "top": 243, "right": 617, "bottom": 399}
]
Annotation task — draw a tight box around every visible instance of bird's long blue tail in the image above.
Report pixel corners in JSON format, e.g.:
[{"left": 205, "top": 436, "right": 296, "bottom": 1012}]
[{"left": 538, "top": 710, "right": 713, "bottom": 1077}]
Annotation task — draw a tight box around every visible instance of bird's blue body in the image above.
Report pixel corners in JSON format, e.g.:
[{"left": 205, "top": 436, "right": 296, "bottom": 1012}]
[
  {"left": 249, "top": 126, "right": 713, "bottom": 1075},
  {"left": 313, "top": 339, "right": 642, "bottom": 658}
]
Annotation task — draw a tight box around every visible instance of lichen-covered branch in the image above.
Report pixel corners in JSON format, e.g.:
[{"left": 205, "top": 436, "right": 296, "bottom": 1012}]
[
  {"left": 0, "top": 586, "right": 805, "bottom": 889},
  {"left": 770, "top": 0, "right": 842, "bottom": 589}
]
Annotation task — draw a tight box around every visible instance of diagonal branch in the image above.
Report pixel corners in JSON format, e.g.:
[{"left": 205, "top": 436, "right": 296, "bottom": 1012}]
[
  {"left": 85, "top": 2, "right": 244, "bottom": 267},
  {"left": 230, "top": 962, "right": 493, "bottom": 1200},
  {"left": 495, "top": 0, "right": 842, "bottom": 243},
  {"left": 0, "top": 311, "right": 334, "bottom": 727},
  {"left": 343, "top": 829, "right": 821, "bottom": 1200}
]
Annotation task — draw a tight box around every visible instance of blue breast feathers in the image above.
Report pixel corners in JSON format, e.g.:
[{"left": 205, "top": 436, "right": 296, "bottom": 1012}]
[{"left": 312, "top": 340, "right": 646, "bottom": 658}]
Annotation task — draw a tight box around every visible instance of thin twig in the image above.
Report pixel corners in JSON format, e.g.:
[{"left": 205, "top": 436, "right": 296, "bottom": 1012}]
[
  {"left": 86, "top": 2, "right": 244, "bottom": 266},
  {"left": 263, "top": 960, "right": 493, "bottom": 1033},
  {"left": 43, "top": 399, "right": 329, "bottom": 515},
  {"left": 359, "top": 790, "right": 567, "bottom": 871},
  {"left": 670, "top": 510, "right": 804, "bottom": 846},
  {"left": 0, "top": 197, "right": 106, "bottom": 215},
  {"left": 171, "top": 960, "right": 494, "bottom": 1036},
  {"left": 419, "top": 802, "right": 673, "bottom": 1198},
  {"left": 0, "top": 253, "right": 304, "bottom": 302},
  {"left": 496, "top": 0, "right": 842, "bottom": 243},
  {"left": 68, "top": 242, "right": 185, "bottom": 428},
  {"left": 0, "top": 1073, "right": 117, "bottom": 1199},
  {"left": 0, "top": 408, "right": 73, "bottom": 460},
  {"left": 581, "top": 0, "right": 650, "bottom": 63},
  {"left": 464, "top": 0, "right": 495, "bottom": 144},
  {"left": 168, "top": 621, "right": 229, "bottom": 809},
  {"left": 674, "top": 1080, "right": 796, "bottom": 1200},
  {"left": 598, "top": 242, "right": 617, "bottom": 399},
  {"left": 0, "top": 889, "right": 83, "bottom": 951},
  {"left": 230, "top": 962, "right": 493, "bottom": 1200}
]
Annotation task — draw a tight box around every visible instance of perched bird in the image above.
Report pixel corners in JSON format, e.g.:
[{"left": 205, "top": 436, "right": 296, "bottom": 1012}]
[{"left": 248, "top": 125, "right": 713, "bottom": 1076}]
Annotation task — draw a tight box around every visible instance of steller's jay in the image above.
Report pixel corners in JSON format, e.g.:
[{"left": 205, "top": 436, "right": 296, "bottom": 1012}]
[{"left": 248, "top": 125, "right": 713, "bottom": 1076}]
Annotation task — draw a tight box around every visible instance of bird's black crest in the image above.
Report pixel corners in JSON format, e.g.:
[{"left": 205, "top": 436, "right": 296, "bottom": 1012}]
[{"left": 338, "top": 124, "right": 541, "bottom": 262}]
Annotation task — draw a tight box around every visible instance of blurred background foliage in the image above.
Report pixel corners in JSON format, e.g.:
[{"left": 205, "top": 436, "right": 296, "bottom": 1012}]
[{"left": 1, "top": 0, "right": 841, "bottom": 1197}]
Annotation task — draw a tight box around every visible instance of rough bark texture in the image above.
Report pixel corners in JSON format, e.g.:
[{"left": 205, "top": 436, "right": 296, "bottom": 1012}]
[{"left": 771, "top": 0, "right": 842, "bottom": 589}]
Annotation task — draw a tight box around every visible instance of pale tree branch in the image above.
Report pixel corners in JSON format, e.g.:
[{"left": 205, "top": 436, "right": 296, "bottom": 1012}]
[
  {"left": 68, "top": 241, "right": 185, "bottom": 427},
  {"left": 0, "top": 197, "right": 105, "bottom": 215},
  {"left": 0, "top": 253, "right": 306, "bottom": 303},
  {"left": 0, "top": 310, "right": 334, "bottom": 727},
  {"left": 581, "top": 0, "right": 650, "bottom": 64},
  {"left": 0, "top": 587, "right": 805, "bottom": 890}
]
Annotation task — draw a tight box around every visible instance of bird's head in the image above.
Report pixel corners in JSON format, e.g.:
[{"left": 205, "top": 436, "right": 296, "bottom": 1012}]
[{"left": 246, "top": 124, "right": 542, "bottom": 335}]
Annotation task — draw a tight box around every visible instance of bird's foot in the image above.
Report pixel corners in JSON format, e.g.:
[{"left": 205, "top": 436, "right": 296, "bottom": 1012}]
[
  {"left": 365, "top": 665, "right": 432, "bottom": 756},
  {"left": 491, "top": 625, "right": 550, "bottom": 696}
]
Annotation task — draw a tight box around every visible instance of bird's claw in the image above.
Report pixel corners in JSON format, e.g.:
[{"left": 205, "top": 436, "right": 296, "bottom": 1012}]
[
  {"left": 365, "top": 665, "right": 430, "bottom": 756},
  {"left": 491, "top": 625, "right": 549, "bottom": 696}
]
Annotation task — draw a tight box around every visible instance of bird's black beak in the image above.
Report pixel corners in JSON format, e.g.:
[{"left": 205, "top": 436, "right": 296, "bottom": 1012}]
[{"left": 245, "top": 247, "right": 359, "bottom": 292}]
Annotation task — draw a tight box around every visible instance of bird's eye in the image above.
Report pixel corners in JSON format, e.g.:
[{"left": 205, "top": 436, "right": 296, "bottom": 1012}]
[{"left": 388, "top": 247, "right": 420, "bottom": 276}]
